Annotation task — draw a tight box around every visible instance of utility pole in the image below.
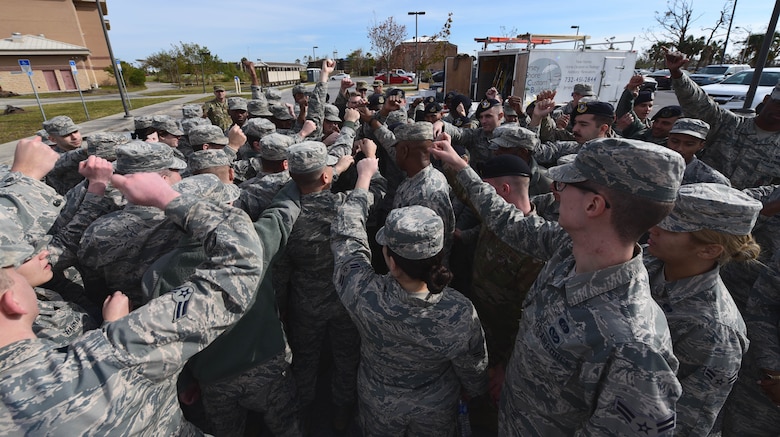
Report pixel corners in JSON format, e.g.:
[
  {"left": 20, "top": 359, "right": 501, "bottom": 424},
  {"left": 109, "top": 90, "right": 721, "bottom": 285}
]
[{"left": 408, "top": 11, "right": 425, "bottom": 90}]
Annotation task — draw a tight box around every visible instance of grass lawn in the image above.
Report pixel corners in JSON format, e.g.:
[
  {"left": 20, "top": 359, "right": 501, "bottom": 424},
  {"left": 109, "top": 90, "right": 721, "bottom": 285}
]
[
  {"left": 0, "top": 97, "right": 175, "bottom": 144},
  {"left": 6, "top": 85, "right": 146, "bottom": 99}
]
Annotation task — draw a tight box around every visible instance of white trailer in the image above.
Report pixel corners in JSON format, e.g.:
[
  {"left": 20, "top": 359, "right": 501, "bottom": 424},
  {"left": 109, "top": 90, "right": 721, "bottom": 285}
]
[{"left": 474, "top": 48, "right": 638, "bottom": 106}]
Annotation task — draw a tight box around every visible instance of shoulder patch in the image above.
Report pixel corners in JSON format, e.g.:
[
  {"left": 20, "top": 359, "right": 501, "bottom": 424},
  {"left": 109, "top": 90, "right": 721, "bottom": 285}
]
[
  {"left": 614, "top": 397, "right": 676, "bottom": 436},
  {"left": 171, "top": 285, "right": 194, "bottom": 322}
]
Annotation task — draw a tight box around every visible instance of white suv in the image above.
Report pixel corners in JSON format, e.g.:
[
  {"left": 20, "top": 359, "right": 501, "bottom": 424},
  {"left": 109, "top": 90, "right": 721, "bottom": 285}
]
[
  {"left": 701, "top": 67, "right": 780, "bottom": 110},
  {"left": 690, "top": 64, "right": 750, "bottom": 86}
]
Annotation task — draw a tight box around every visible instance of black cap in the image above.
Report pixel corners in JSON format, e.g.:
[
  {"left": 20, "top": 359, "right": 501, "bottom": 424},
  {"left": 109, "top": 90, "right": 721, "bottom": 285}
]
[
  {"left": 475, "top": 98, "right": 501, "bottom": 116},
  {"left": 387, "top": 88, "right": 405, "bottom": 98},
  {"left": 481, "top": 154, "right": 532, "bottom": 179},
  {"left": 425, "top": 102, "right": 443, "bottom": 113},
  {"left": 574, "top": 101, "right": 615, "bottom": 118},
  {"left": 368, "top": 93, "right": 385, "bottom": 110},
  {"left": 635, "top": 91, "right": 654, "bottom": 105},
  {"left": 449, "top": 94, "right": 472, "bottom": 114},
  {"left": 652, "top": 105, "right": 683, "bottom": 121}
]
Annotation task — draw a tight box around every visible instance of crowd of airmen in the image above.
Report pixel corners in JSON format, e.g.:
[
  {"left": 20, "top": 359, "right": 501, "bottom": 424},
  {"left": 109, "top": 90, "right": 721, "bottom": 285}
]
[{"left": 0, "top": 47, "right": 779, "bottom": 436}]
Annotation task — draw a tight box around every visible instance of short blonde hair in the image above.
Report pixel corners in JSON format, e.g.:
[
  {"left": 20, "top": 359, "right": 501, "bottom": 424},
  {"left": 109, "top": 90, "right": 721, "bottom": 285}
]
[{"left": 691, "top": 229, "right": 760, "bottom": 265}]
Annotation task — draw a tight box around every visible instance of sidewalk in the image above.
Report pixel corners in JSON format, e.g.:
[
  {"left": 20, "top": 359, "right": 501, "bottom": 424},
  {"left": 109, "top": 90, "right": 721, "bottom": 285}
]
[{"left": 0, "top": 93, "right": 208, "bottom": 165}]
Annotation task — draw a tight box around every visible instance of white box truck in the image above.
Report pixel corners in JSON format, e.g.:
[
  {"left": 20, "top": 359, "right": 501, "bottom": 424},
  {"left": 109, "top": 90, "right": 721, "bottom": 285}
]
[{"left": 473, "top": 48, "right": 638, "bottom": 106}]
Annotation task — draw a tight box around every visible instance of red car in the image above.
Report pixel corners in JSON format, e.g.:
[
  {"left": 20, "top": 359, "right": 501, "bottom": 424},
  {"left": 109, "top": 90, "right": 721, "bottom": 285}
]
[{"left": 374, "top": 72, "right": 413, "bottom": 84}]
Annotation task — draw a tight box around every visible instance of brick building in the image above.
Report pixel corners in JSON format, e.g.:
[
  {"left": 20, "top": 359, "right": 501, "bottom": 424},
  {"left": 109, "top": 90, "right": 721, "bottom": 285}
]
[
  {"left": 392, "top": 39, "right": 457, "bottom": 75},
  {"left": 0, "top": 0, "right": 113, "bottom": 94}
]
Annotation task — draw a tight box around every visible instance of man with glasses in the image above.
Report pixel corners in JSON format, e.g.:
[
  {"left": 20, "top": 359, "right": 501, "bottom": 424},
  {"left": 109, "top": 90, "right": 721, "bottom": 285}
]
[
  {"left": 432, "top": 135, "right": 685, "bottom": 436},
  {"left": 203, "top": 85, "right": 231, "bottom": 131}
]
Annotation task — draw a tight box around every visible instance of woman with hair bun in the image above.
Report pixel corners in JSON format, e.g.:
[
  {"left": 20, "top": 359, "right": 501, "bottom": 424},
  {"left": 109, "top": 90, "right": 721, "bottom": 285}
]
[
  {"left": 644, "top": 182, "right": 762, "bottom": 436},
  {"left": 330, "top": 157, "right": 488, "bottom": 436}
]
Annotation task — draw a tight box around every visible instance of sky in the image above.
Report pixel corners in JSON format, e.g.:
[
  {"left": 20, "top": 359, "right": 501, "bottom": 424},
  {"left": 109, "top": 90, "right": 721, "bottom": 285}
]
[{"left": 107, "top": 0, "right": 771, "bottom": 66}]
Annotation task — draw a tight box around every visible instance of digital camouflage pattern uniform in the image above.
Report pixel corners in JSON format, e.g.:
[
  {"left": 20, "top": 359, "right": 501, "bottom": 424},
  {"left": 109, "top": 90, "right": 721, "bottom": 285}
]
[
  {"left": 454, "top": 138, "right": 685, "bottom": 435},
  {"left": 277, "top": 142, "right": 387, "bottom": 410},
  {"left": 0, "top": 192, "right": 279, "bottom": 435},
  {"left": 142, "top": 175, "right": 302, "bottom": 437},
  {"left": 331, "top": 195, "right": 488, "bottom": 435},
  {"left": 203, "top": 93, "right": 231, "bottom": 131},
  {"left": 46, "top": 147, "right": 88, "bottom": 195},
  {"left": 672, "top": 73, "right": 780, "bottom": 189},
  {"left": 669, "top": 118, "right": 732, "bottom": 186}
]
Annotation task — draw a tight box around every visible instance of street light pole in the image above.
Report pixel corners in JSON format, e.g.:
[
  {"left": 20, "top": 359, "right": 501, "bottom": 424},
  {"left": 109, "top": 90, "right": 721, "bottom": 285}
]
[
  {"left": 408, "top": 11, "right": 425, "bottom": 90},
  {"left": 95, "top": 0, "right": 130, "bottom": 117},
  {"left": 312, "top": 46, "right": 318, "bottom": 63},
  {"left": 199, "top": 50, "right": 210, "bottom": 93},
  {"left": 571, "top": 25, "right": 580, "bottom": 49}
]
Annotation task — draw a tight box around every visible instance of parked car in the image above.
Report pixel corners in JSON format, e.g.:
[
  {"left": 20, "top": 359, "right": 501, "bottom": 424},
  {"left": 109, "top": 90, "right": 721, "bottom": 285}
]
[
  {"left": 330, "top": 72, "right": 350, "bottom": 81},
  {"left": 429, "top": 70, "right": 445, "bottom": 84},
  {"left": 701, "top": 67, "right": 780, "bottom": 110},
  {"left": 374, "top": 72, "right": 413, "bottom": 84},
  {"left": 689, "top": 64, "right": 750, "bottom": 86},
  {"left": 646, "top": 69, "right": 690, "bottom": 90}
]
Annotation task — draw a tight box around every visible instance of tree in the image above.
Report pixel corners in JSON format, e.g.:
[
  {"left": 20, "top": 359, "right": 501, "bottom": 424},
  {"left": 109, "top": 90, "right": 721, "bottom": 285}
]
[
  {"left": 411, "top": 12, "right": 455, "bottom": 79},
  {"left": 141, "top": 42, "right": 222, "bottom": 86},
  {"left": 104, "top": 61, "right": 145, "bottom": 87},
  {"left": 346, "top": 48, "right": 369, "bottom": 76},
  {"left": 741, "top": 31, "right": 780, "bottom": 66},
  {"left": 367, "top": 16, "right": 407, "bottom": 73}
]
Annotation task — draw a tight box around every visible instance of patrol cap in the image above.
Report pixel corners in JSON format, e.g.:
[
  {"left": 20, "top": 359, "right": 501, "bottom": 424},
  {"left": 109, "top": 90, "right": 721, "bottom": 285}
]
[
  {"left": 557, "top": 154, "right": 577, "bottom": 165},
  {"left": 35, "top": 129, "right": 55, "bottom": 146},
  {"left": 372, "top": 80, "right": 384, "bottom": 87},
  {"left": 133, "top": 115, "right": 154, "bottom": 131},
  {"left": 242, "top": 117, "right": 276, "bottom": 139},
  {"left": 368, "top": 93, "right": 385, "bottom": 110},
  {"left": 228, "top": 97, "right": 248, "bottom": 111},
  {"left": 292, "top": 84, "right": 307, "bottom": 96},
  {"left": 43, "top": 115, "right": 79, "bottom": 136},
  {"left": 188, "top": 149, "right": 232, "bottom": 172},
  {"left": 547, "top": 138, "right": 684, "bottom": 202},
  {"left": 488, "top": 125, "right": 539, "bottom": 151},
  {"left": 387, "top": 111, "right": 409, "bottom": 129},
  {"left": 771, "top": 81, "right": 780, "bottom": 100},
  {"left": 635, "top": 91, "right": 654, "bottom": 105},
  {"left": 375, "top": 205, "right": 444, "bottom": 260},
  {"left": 652, "top": 105, "right": 683, "bottom": 121},
  {"left": 86, "top": 132, "right": 129, "bottom": 161},
  {"left": 287, "top": 141, "right": 338, "bottom": 174},
  {"left": 152, "top": 116, "right": 184, "bottom": 136},
  {"left": 173, "top": 173, "right": 240, "bottom": 204},
  {"left": 394, "top": 121, "right": 433, "bottom": 145},
  {"left": 115, "top": 141, "right": 188, "bottom": 175},
  {"left": 187, "top": 125, "right": 229, "bottom": 147},
  {"left": 573, "top": 83, "right": 595, "bottom": 96},
  {"left": 387, "top": 88, "right": 405, "bottom": 99},
  {"left": 247, "top": 98, "right": 273, "bottom": 117},
  {"left": 657, "top": 183, "right": 762, "bottom": 235},
  {"left": 503, "top": 104, "right": 518, "bottom": 117},
  {"left": 475, "top": 99, "right": 501, "bottom": 117},
  {"left": 270, "top": 104, "right": 293, "bottom": 121},
  {"left": 669, "top": 118, "right": 709, "bottom": 140},
  {"left": 574, "top": 101, "right": 615, "bottom": 119},
  {"left": 424, "top": 102, "right": 443, "bottom": 114},
  {"left": 324, "top": 104, "right": 342, "bottom": 122},
  {"left": 181, "top": 117, "right": 211, "bottom": 135},
  {"left": 356, "top": 80, "right": 369, "bottom": 91},
  {"left": 481, "top": 154, "right": 532, "bottom": 179},
  {"left": 213, "top": 85, "right": 226, "bottom": 92},
  {"left": 265, "top": 88, "right": 282, "bottom": 101},
  {"left": 181, "top": 104, "right": 203, "bottom": 119},
  {"left": 260, "top": 133, "right": 294, "bottom": 161}
]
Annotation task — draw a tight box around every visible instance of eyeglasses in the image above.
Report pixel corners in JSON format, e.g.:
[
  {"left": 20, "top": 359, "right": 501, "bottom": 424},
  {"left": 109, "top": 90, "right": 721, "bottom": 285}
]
[{"left": 553, "top": 181, "right": 611, "bottom": 208}]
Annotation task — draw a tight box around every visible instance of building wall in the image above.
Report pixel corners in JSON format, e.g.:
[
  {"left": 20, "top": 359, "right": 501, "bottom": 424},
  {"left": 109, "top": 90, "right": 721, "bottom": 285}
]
[
  {"left": 0, "top": 55, "right": 92, "bottom": 94},
  {"left": 0, "top": 0, "right": 112, "bottom": 88},
  {"left": 392, "top": 42, "right": 458, "bottom": 73}
]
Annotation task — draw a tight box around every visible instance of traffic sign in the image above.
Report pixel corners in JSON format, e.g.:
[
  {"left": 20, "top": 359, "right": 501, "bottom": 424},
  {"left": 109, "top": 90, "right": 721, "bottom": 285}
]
[
  {"left": 69, "top": 60, "right": 78, "bottom": 74},
  {"left": 18, "top": 59, "right": 32, "bottom": 75}
]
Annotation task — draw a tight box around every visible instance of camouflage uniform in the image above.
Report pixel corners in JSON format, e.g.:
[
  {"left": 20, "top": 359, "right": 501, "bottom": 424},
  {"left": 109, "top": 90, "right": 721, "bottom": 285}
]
[
  {"left": 0, "top": 171, "right": 64, "bottom": 245},
  {"left": 672, "top": 73, "right": 780, "bottom": 189},
  {"left": 77, "top": 141, "right": 188, "bottom": 308},
  {"left": 278, "top": 142, "right": 387, "bottom": 411},
  {"left": 331, "top": 195, "right": 488, "bottom": 435},
  {"left": 46, "top": 147, "right": 87, "bottom": 195},
  {"left": 142, "top": 176, "right": 302, "bottom": 437},
  {"left": 236, "top": 171, "right": 292, "bottom": 222},
  {"left": 487, "top": 124, "right": 553, "bottom": 195},
  {"left": 442, "top": 123, "right": 494, "bottom": 168},
  {"left": 203, "top": 91, "right": 231, "bottom": 131},
  {"left": 683, "top": 157, "right": 731, "bottom": 185},
  {"left": 453, "top": 138, "right": 684, "bottom": 435},
  {"left": 0, "top": 192, "right": 281, "bottom": 435}
]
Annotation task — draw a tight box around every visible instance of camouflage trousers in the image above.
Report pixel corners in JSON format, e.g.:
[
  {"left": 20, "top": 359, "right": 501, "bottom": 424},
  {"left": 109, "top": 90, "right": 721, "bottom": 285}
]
[
  {"left": 720, "top": 348, "right": 780, "bottom": 436},
  {"left": 199, "top": 347, "right": 302, "bottom": 437},
  {"left": 470, "top": 285, "right": 524, "bottom": 367},
  {"left": 287, "top": 302, "right": 360, "bottom": 407},
  {"left": 357, "top": 366, "right": 459, "bottom": 437}
]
